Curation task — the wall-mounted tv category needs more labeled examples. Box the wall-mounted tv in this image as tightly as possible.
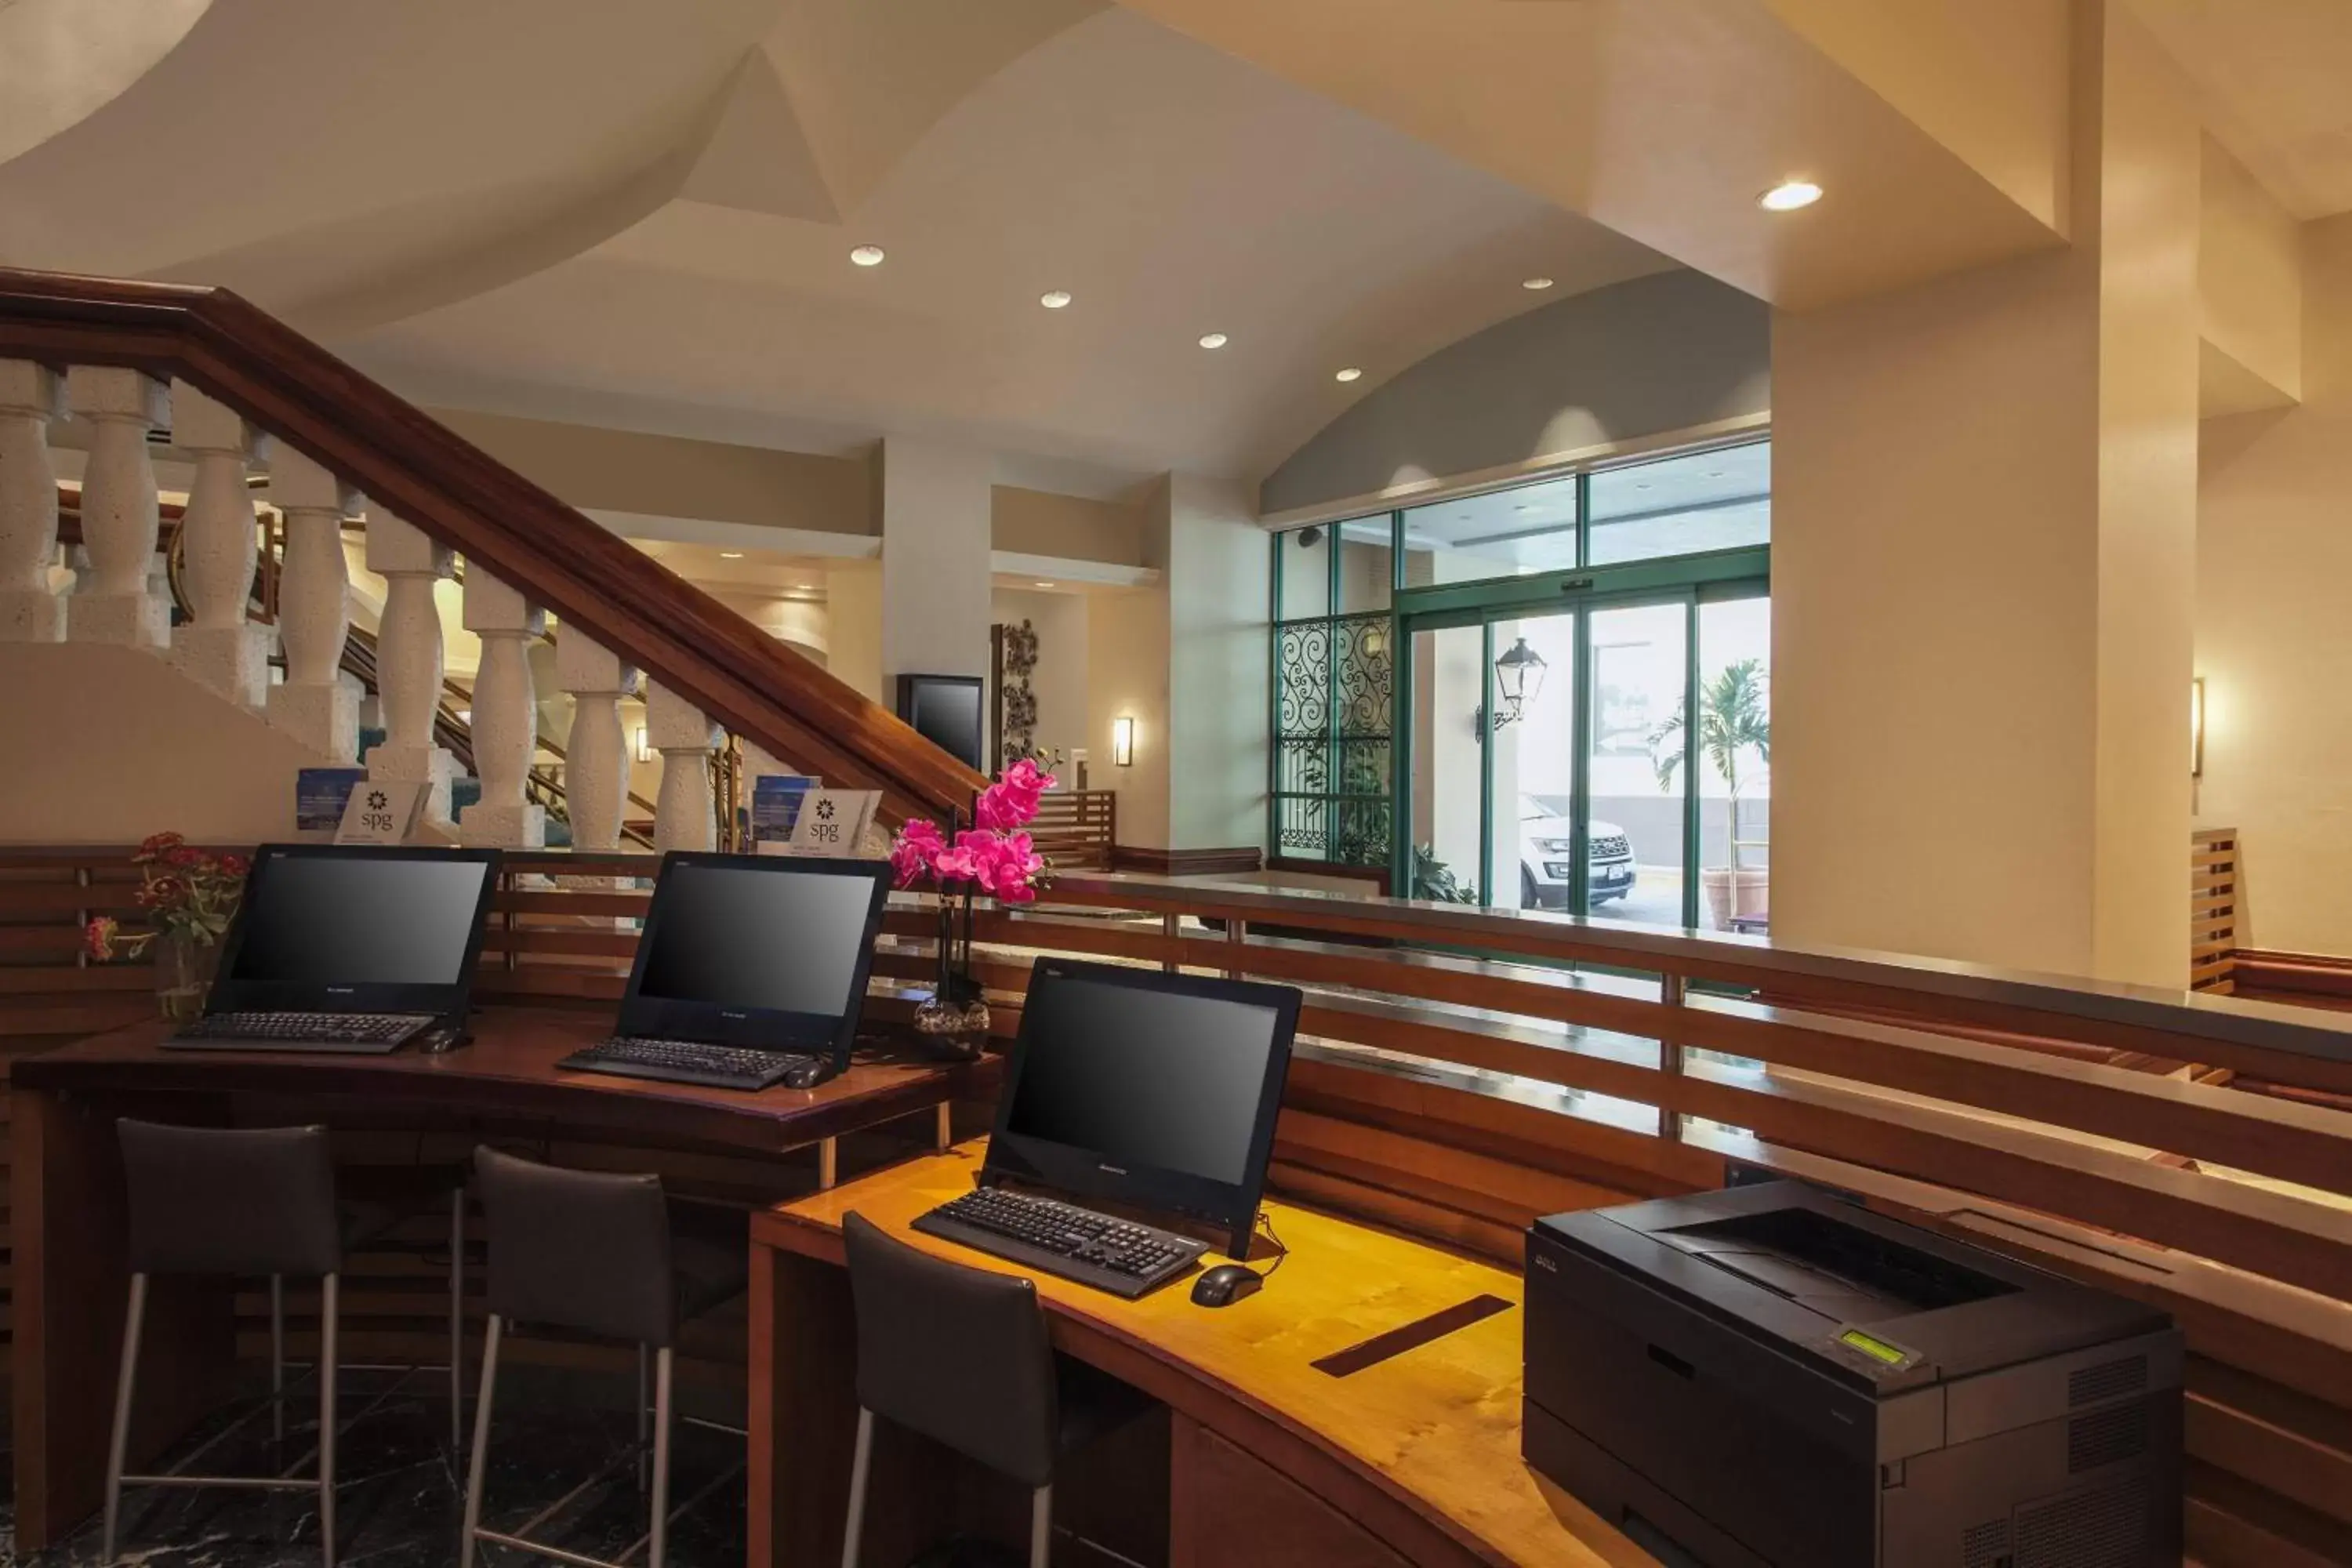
[895,673,985,772]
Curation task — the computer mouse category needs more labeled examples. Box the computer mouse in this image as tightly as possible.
[412,1025,470,1054]
[1190,1263,1263,1308]
[781,1058,836,1091]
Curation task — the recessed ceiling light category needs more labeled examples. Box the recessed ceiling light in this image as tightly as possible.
[1035,581,1054,589]
[1334,366,1363,383]
[850,245,886,267]
[1707,470,1726,479]
[1040,290,1072,310]
[719,550,744,559]
[1759,180,1823,212]
[1513,503,1534,513]
[1198,332,1229,349]
[1635,483,1653,492]
[1522,277,1555,291]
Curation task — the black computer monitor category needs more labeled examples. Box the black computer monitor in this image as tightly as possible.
[211,844,502,1019]
[617,851,892,1069]
[982,958,1301,1258]
[895,673,985,771]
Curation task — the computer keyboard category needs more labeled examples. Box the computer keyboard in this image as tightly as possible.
[167,1011,434,1054]
[557,1036,820,1091]
[913,1186,1210,1298]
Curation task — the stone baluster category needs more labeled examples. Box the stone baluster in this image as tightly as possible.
[263,448,361,758]
[648,681,720,854]
[363,508,458,826]
[64,366,169,648]
[460,565,547,848]
[0,360,65,641]
[167,380,274,705]
[557,630,641,853]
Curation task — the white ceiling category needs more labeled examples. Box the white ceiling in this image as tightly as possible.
[2130,0,2352,219]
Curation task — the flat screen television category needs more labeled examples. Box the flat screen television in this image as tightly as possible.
[895,673,985,771]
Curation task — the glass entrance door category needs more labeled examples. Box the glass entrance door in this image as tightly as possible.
[1398,586,1768,931]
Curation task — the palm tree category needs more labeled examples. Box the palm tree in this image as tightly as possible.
[1650,659,1770,878]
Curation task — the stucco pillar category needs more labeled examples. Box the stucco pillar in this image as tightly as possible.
[264,448,361,759]
[64,366,169,648]
[648,681,722,854]
[364,509,459,826]
[557,630,641,852]
[459,566,548,848]
[168,380,275,706]
[0,360,66,642]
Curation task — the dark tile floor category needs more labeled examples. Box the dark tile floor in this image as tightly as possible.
[0,1366,745,1567]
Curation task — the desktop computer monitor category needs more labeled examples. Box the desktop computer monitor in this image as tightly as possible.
[982,958,1301,1258]
[211,844,502,1019]
[617,851,893,1069]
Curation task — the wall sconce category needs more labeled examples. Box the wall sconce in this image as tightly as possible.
[634,724,653,764]
[2190,677,2205,779]
[1112,717,1136,768]
[1475,636,1548,732]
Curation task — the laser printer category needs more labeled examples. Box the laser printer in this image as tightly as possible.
[1523,1182,2180,1567]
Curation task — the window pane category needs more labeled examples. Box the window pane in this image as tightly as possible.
[1490,614,1574,913]
[1696,595,1771,932]
[1588,602,1687,927]
[1330,615,1393,866]
[1406,625,1487,903]
[1277,525,1331,618]
[1588,441,1769,566]
[1337,518,1393,613]
[1400,472,1577,586]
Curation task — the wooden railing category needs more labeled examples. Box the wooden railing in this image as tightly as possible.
[1025,789,1116,872]
[0,266,985,827]
[2194,826,2242,994]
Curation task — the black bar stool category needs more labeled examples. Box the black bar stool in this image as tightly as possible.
[460,1146,750,1568]
[839,1211,1150,1568]
[104,1120,459,1568]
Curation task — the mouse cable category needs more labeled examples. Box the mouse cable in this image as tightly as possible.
[1254,1209,1289,1279]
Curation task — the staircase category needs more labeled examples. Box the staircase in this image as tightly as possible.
[0,266,985,847]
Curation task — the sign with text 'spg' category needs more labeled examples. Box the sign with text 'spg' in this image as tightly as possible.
[780,789,881,858]
[336,780,426,844]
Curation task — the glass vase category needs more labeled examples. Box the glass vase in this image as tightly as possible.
[154,931,214,1021]
[912,898,990,1059]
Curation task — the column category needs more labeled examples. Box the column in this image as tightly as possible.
[557,630,641,853]
[167,380,274,706]
[1768,4,2199,985]
[263,448,361,758]
[878,436,992,694]
[64,366,169,648]
[648,681,720,854]
[0,360,65,641]
[363,509,459,826]
[459,565,547,848]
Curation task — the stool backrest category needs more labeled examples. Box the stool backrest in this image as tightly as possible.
[843,1211,1060,1488]
[475,1146,677,1345]
[118,1120,342,1277]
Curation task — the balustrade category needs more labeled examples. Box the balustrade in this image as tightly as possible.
[0,359,64,641]
[648,681,720,853]
[167,379,274,706]
[557,630,641,853]
[263,447,359,758]
[63,366,168,648]
[460,566,547,848]
[361,508,458,825]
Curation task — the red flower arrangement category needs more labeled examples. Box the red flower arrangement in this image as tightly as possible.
[84,832,249,961]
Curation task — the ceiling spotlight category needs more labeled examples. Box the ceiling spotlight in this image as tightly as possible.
[1334,366,1363,383]
[850,245,886,267]
[719,550,744,559]
[1522,277,1555,291]
[1035,581,1055,589]
[1759,180,1823,212]
[1040,290,1073,310]
[1198,332,1229,349]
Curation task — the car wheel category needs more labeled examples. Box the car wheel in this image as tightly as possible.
[1521,867,1539,909]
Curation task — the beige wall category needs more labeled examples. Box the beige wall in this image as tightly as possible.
[990,587,1089,769]
[427,408,874,535]
[1161,474,1269,851]
[0,644,343,842]
[2199,136,2304,412]
[826,568,884,705]
[991,485,1145,566]
[2197,212,2352,956]
[1087,585,1171,848]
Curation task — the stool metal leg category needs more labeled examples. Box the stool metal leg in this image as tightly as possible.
[319,1272,339,1568]
[449,1187,466,1455]
[839,1407,873,1568]
[1028,1484,1052,1568]
[459,1314,503,1568]
[101,1272,150,1566]
[637,1344,652,1494]
[650,1346,674,1568]
[271,1273,286,1443]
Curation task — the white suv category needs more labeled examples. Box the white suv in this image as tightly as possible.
[1519,797,1636,910]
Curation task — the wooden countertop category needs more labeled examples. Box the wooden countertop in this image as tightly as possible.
[12,1007,997,1154]
[756,1142,1658,1568]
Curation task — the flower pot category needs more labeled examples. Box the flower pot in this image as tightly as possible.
[1699,869,1770,931]
[155,931,217,1020]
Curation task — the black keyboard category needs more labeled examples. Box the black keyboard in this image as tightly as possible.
[166,1011,434,1054]
[913,1186,1209,1298]
[557,1036,819,1091]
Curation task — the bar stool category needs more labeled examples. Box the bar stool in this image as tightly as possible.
[103,1119,459,1568]
[460,1146,750,1568]
[839,1212,1151,1568]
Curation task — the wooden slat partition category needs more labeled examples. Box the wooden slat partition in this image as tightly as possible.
[1025,789,1116,873]
[12,844,2352,1561]
[2194,827,2243,994]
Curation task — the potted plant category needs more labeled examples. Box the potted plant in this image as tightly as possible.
[888,759,1054,1054]
[84,833,250,1018]
[1650,659,1770,931]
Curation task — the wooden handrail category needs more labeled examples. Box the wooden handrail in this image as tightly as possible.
[2,266,985,826]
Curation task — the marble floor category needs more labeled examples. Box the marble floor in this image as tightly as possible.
[0,1365,746,1567]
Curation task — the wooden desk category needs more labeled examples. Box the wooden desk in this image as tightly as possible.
[8,1006,996,1552]
[750,1144,1660,1568]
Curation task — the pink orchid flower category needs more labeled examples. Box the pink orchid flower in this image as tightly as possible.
[888,818,946,888]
